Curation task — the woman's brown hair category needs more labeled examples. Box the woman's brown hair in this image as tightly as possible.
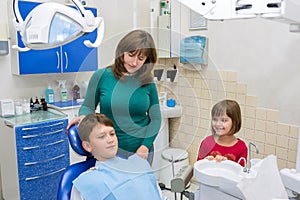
[111,29,157,86]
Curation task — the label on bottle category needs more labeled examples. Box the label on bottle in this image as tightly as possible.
[48,93,54,103]
[62,91,67,102]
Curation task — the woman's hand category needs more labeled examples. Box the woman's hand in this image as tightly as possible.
[66,115,86,133]
[136,145,149,160]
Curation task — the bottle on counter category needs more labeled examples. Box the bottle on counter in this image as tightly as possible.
[72,81,80,101]
[40,98,48,111]
[30,97,34,110]
[22,99,30,114]
[57,80,68,102]
[45,85,55,103]
[34,97,42,110]
[15,100,23,116]
[34,96,39,104]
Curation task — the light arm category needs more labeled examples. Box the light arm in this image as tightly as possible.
[84,17,104,48]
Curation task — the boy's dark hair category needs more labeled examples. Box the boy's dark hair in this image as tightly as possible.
[211,99,242,135]
[78,113,114,142]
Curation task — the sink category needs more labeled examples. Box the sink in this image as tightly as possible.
[280,168,300,195]
[194,159,245,199]
[194,155,289,200]
[160,105,182,118]
[194,159,243,186]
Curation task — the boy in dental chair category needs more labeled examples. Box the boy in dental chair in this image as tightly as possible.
[71,113,164,200]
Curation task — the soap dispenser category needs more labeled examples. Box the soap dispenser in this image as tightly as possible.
[45,85,55,103]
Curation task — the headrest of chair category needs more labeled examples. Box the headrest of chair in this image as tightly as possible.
[68,124,91,156]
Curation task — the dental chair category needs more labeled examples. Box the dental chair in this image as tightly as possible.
[57,124,156,200]
[57,124,96,200]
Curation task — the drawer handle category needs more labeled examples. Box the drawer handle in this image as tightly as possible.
[23,139,65,150]
[22,121,64,131]
[22,129,64,139]
[25,167,66,181]
[24,154,65,166]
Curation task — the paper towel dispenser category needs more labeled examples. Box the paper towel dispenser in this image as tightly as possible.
[180,36,208,65]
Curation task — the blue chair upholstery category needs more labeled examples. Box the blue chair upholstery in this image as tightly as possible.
[67,124,91,157]
[57,124,96,200]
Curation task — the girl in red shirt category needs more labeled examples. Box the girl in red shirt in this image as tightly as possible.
[197,100,248,166]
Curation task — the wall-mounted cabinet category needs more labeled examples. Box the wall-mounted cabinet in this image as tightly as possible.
[10,1,98,75]
[158,15,171,57]
[156,0,181,58]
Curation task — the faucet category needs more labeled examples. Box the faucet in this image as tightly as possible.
[248,142,259,172]
[159,92,167,107]
[237,157,248,172]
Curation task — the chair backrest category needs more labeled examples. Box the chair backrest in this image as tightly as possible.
[67,124,91,157]
[57,124,96,200]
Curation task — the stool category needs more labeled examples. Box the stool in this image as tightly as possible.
[159,148,189,188]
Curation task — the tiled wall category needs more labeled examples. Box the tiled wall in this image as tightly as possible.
[156,58,299,170]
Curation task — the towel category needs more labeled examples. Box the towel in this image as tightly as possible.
[237,155,288,200]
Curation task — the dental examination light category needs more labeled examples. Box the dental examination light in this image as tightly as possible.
[12,0,104,52]
[177,0,300,32]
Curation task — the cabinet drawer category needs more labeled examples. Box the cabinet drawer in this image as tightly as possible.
[15,119,67,147]
[19,165,65,200]
[18,152,68,181]
[17,128,65,148]
[17,138,68,165]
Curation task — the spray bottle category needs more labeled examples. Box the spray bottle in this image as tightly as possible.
[57,80,68,102]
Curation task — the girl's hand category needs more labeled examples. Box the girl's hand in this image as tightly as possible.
[204,156,215,161]
[66,115,86,133]
[214,155,228,162]
[136,145,149,160]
